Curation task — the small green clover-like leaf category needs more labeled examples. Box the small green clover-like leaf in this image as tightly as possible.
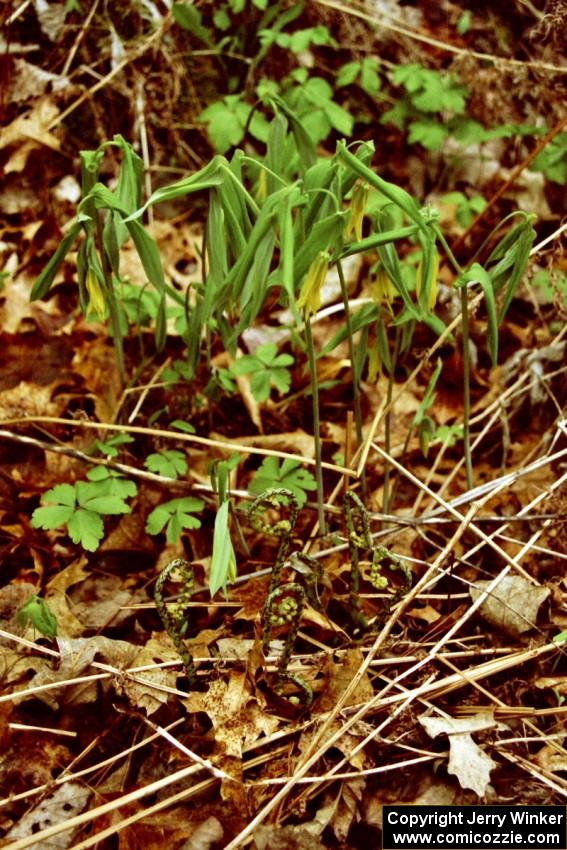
[145,450,188,479]
[199,96,252,153]
[16,595,58,639]
[230,343,294,403]
[336,61,359,88]
[530,134,567,184]
[360,57,381,97]
[31,476,134,552]
[67,509,104,551]
[31,483,76,531]
[163,360,193,385]
[75,481,131,515]
[31,504,75,530]
[86,467,138,499]
[408,120,447,150]
[42,483,76,508]
[145,497,204,543]
[249,457,316,507]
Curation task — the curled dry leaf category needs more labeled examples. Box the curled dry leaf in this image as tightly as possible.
[470,576,550,637]
[419,713,502,797]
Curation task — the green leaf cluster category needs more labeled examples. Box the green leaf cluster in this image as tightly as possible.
[145,497,204,543]
[144,450,188,479]
[530,133,567,184]
[392,64,468,113]
[250,457,316,507]
[230,343,294,402]
[337,58,381,97]
[31,470,136,552]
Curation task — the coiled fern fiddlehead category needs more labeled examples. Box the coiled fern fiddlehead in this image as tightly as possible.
[154,558,197,686]
[248,489,316,704]
[343,490,412,630]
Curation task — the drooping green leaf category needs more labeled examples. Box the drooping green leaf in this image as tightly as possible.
[209,500,237,597]
[460,262,498,365]
[16,595,58,639]
[30,222,82,300]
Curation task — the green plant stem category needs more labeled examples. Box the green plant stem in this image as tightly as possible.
[382,327,401,516]
[336,259,366,499]
[96,214,125,382]
[460,286,474,490]
[434,226,463,276]
[303,315,326,536]
[435,224,473,487]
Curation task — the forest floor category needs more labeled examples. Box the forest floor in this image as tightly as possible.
[0,1,566,848]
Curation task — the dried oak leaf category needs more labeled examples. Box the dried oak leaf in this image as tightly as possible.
[470,576,550,637]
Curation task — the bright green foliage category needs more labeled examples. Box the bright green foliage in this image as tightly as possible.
[92,433,134,458]
[530,133,567,184]
[531,269,567,308]
[145,450,188,479]
[29,134,171,378]
[259,24,335,52]
[250,457,316,507]
[145,496,204,543]
[16,595,58,640]
[434,424,463,447]
[392,64,467,113]
[210,500,237,597]
[115,281,162,328]
[382,64,468,151]
[456,10,472,34]
[199,96,270,153]
[282,70,354,142]
[337,58,381,97]
[407,120,447,150]
[411,358,443,457]
[209,454,240,597]
[441,192,487,228]
[205,367,237,397]
[170,419,197,435]
[172,3,213,46]
[31,477,134,552]
[163,360,193,385]
[230,343,294,402]
[85,465,138,496]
